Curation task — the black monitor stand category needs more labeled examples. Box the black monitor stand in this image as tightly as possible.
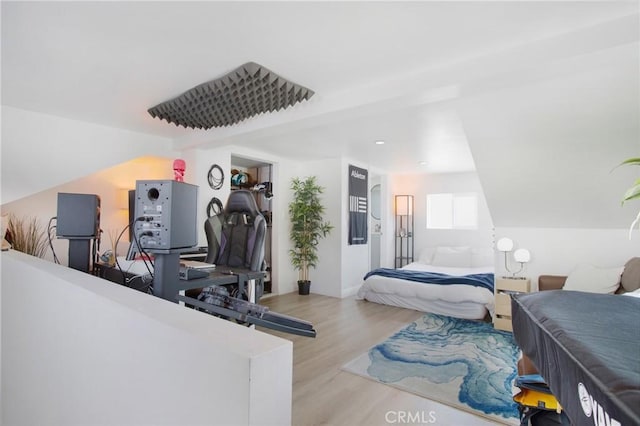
[151,251,182,301]
[67,238,93,273]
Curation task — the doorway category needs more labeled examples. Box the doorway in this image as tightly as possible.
[370,181,382,270]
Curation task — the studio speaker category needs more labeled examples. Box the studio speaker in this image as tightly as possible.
[56,193,101,239]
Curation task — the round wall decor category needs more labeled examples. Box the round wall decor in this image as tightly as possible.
[207,197,224,217]
[207,164,224,190]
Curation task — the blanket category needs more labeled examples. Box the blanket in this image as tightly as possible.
[363,268,494,292]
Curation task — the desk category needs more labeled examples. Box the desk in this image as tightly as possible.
[93,262,152,293]
[94,260,265,303]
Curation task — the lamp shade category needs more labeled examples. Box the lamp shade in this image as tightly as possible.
[395,195,413,216]
[514,248,531,263]
[496,237,514,252]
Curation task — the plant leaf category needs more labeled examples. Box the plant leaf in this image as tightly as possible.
[619,157,640,167]
[623,183,640,203]
[629,210,640,240]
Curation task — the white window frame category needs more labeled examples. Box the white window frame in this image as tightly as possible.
[426,192,478,230]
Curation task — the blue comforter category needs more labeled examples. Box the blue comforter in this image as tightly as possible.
[363,268,495,292]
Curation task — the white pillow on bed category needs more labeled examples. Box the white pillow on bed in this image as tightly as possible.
[563,264,624,294]
[471,247,494,267]
[418,247,436,264]
[431,246,472,268]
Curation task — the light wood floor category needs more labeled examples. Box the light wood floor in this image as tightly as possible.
[260,293,500,426]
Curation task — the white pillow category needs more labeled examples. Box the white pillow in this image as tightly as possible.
[431,246,472,268]
[563,264,624,294]
[418,247,436,264]
[471,247,494,268]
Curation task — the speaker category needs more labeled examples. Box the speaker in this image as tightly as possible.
[56,193,101,238]
[128,189,136,241]
[132,180,198,251]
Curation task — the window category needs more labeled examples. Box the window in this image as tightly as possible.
[427,193,478,229]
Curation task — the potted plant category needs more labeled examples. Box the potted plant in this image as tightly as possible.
[620,157,640,237]
[5,214,48,258]
[288,176,333,295]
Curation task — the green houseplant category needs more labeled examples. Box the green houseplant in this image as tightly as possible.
[620,157,640,237]
[289,176,333,295]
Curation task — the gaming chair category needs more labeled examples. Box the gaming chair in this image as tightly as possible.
[204,190,266,299]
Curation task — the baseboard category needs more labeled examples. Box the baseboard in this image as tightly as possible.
[341,285,361,299]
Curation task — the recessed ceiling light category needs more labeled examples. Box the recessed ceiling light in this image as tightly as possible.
[375,140,385,145]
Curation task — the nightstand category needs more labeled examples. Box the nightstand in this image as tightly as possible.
[494,277,531,332]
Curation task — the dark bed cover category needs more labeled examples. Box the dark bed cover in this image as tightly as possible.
[511,291,640,426]
[362,268,495,292]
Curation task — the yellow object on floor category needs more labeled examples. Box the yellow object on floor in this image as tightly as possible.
[514,388,562,413]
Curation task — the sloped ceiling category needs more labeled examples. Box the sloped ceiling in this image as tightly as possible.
[458,34,639,228]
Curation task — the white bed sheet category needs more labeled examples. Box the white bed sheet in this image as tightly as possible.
[355,262,495,320]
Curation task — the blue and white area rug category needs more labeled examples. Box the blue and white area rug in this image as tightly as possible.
[342,313,520,425]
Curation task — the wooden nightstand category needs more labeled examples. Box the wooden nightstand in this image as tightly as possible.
[494,277,531,332]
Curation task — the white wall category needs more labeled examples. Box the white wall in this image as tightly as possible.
[273,156,372,298]
[1,106,177,204]
[388,172,495,260]
[495,227,640,289]
[341,159,372,297]
[283,159,343,297]
[182,146,232,248]
[1,157,174,266]
[182,145,298,295]
[270,157,377,299]
[1,250,292,426]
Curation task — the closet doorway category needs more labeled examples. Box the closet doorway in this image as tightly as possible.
[370,182,382,270]
[230,155,274,294]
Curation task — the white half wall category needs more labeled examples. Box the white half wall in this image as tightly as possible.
[1,106,176,204]
[1,250,292,426]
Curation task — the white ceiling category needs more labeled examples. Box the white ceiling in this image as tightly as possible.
[2,1,638,175]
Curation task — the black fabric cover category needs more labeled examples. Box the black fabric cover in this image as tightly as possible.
[511,291,640,426]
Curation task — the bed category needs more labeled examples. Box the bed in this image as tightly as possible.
[511,290,640,425]
[356,246,495,320]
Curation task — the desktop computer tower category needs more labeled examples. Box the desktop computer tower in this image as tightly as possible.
[132,180,198,252]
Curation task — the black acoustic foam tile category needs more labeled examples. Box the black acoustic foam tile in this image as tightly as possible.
[148,62,314,129]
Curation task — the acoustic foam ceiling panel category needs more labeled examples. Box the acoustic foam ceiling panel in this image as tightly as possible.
[148,62,314,129]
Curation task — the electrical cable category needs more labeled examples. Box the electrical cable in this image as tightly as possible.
[114,222,134,286]
[92,229,102,274]
[112,217,153,284]
[125,273,153,293]
[47,217,60,264]
[133,229,155,279]
[207,197,224,217]
[207,164,224,190]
